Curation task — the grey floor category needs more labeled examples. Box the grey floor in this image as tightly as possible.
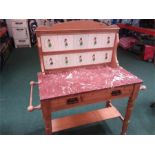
[0,47,155,135]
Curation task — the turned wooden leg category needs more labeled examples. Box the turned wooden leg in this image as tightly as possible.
[121,84,140,135]
[41,102,52,135]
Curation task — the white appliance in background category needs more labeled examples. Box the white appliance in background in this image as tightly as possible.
[11,19,31,48]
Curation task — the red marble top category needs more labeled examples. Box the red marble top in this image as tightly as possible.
[38,65,142,100]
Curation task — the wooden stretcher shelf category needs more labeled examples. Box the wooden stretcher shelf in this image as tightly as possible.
[52,106,123,133]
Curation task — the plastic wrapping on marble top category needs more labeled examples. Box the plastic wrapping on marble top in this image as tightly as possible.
[38,65,143,100]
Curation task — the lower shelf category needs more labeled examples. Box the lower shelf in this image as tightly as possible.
[52,106,123,133]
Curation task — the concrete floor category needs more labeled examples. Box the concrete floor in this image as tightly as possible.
[0,47,155,135]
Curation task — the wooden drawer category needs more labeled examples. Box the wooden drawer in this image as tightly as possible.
[82,89,110,104]
[12,28,28,39]
[73,34,89,49]
[100,33,115,48]
[82,85,133,103]
[12,20,27,28]
[58,35,74,51]
[50,95,82,111]
[110,85,133,99]
[88,33,102,49]
[43,54,63,70]
[41,35,58,52]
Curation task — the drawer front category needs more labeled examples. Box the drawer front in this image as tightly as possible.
[43,50,112,70]
[73,34,89,49]
[82,85,134,104]
[82,90,110,104]
[12,20,27,28]
[41,35,58,52]
[58,35,74,51]
[100,33,115,48]
[88,34,103,49]
[12,28,28,39]
[15,39,30,45]
[110,85,133,99]
[43,54,63,69]
[51,95,82,111]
